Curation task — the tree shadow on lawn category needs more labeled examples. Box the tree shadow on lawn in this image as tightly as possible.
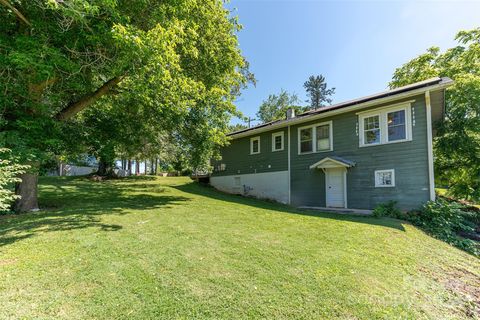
[174,182,406,232]
[0,177,190,247]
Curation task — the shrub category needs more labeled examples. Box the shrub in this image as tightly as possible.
[372,200,402,218]
[413,199,478,256]
[372,198,479,256]
[0,149,29,212]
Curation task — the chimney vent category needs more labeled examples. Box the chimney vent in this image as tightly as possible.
[286,108,295,120]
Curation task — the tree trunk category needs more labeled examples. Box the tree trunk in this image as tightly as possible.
[14,173,39,213]
[150,158,155,175]
[155,158,158,175]
[128,160,132,175]
[97,158,115,176]
[135,160,140,175]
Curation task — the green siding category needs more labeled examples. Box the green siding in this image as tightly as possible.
[213,93,433,210]
[290,95,429,210]
[212,128,288,177]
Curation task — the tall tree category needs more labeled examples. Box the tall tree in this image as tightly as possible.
[256,90,303,123]
[390,28,480,201]
[303,75,335,110]
[0,0,252,212]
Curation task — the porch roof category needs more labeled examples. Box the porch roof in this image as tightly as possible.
[309,156,356,169]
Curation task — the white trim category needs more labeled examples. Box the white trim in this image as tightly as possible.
[425,91,435,201]
[325,168,347,208]
[229,81,453,140]
[309,157,353,169]
[298,120,333,155]
[344,169,348,209]
[250,136,260,155]
[374,169,395,188]
[287,126,291,204]
[355,100,415,115]
[271,131,284,152]
[358,103,412,147]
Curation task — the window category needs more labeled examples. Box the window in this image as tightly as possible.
[358,102,412,147]
[272,132,284,151]
[387,110,406,141]
[375,169,395,187]
[298,121,333,154]
[316,124,331,151]
[300,127,313,153]
[250,136,260,154]
[363,115,380,145]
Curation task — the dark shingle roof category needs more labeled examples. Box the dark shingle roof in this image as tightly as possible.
[229,77,453,137]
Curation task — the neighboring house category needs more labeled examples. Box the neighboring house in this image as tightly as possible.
[211,77,453,210]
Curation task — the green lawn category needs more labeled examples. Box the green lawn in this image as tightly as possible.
[1,177,479,319]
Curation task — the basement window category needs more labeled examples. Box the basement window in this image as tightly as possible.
[375,169,395,187]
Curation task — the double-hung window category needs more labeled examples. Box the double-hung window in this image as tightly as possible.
[358,102,412,147]
[250,136,260,154]
[298,121,333,154]
[272,132,284,151]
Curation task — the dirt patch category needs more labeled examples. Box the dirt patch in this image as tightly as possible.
[0,258,18,266]
[426,266,480,318]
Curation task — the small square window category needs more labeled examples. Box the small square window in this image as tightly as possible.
[375,169,395,187]
[250,137,260,154]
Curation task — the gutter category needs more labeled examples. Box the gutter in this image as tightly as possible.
[229,78,453,140]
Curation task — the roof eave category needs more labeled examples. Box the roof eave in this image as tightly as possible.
[228,78,453,140]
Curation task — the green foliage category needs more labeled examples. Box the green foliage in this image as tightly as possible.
[390,28,480,201]
[256,89,304,123]
[372,201,402,218]
[373,198,478,256]
[0,149,29,211]
[1,0,252,177]
[228,123,248,133]
[412,200,478,256]
[303,74,335,110]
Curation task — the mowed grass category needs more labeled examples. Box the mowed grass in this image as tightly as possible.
[0,177,479,319]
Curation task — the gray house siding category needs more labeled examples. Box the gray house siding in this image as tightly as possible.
[212,92,437,210]
[213,128,288,177]
[290,95,429,210]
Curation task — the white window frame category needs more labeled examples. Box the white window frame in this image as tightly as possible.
[272,131,284,152]
[374,169,395,188]
[250,136,260,155]
[297,120,333,155]
[358,101,413,147]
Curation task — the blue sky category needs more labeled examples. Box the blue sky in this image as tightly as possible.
[227,0,480,126]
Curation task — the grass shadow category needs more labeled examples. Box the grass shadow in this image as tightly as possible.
[0,176,190,247]
[174,181,406,232]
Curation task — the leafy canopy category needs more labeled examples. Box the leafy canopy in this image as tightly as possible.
[390,28,480,201]
[0,0,251,171]
[256,90,303,123]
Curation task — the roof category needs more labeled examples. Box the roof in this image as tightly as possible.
[309,156,356,169]
[229,77,453,139]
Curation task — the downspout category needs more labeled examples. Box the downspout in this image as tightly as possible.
[288,125,291,204]
[425,90,435,201]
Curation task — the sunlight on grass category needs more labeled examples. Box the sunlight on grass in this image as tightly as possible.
[0,177,478,319]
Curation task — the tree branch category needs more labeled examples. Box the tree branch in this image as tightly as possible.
[56,76,123,121]
[0,0,31,26]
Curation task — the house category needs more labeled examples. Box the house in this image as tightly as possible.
[210,77,454,211]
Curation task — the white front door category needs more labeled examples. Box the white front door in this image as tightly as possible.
[326,168,345,208]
